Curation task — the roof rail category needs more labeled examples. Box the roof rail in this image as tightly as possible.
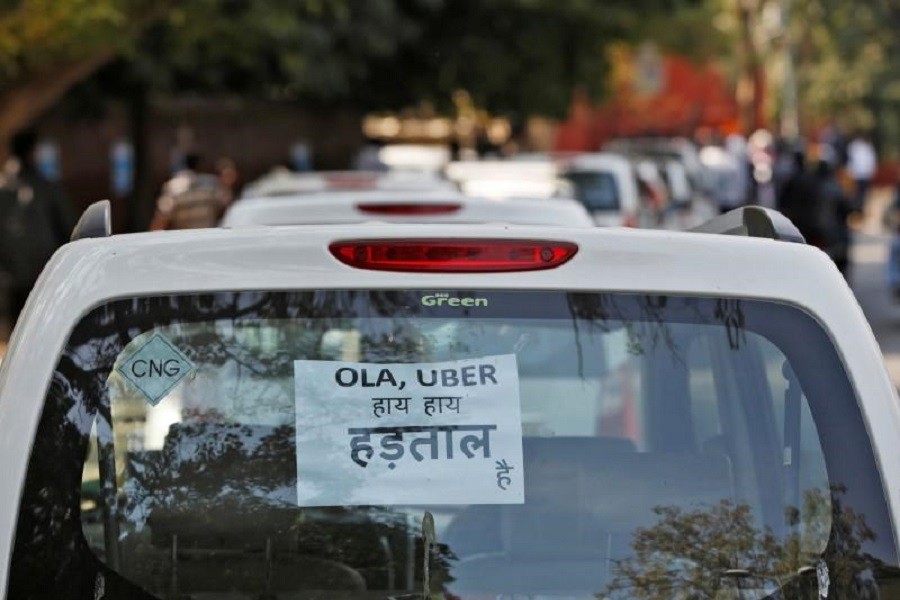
[689,206,805,244]
[71,200,112,241]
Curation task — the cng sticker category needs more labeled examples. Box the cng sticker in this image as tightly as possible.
[117,333,195,406]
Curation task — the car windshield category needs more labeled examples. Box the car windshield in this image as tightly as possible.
[10,290,898,599]
[563,171,621,211]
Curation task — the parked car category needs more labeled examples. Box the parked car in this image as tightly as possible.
[221,191,594,228]
[2,202,899,599]
[632,158,670,224]
[377,144,451,175]
[444,160,569,199]
[557,153,644,227]
[604,136,704,189]
[649,156,718,230]
[242,170,458,199]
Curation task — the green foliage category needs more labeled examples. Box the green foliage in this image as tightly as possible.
[0,0,715,123]
[621,0,731,63]
[131,0,696,117]
[793,0,900,128]
[0,0,164,84]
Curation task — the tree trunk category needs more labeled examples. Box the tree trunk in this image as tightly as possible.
[735,0,762,134]
[128,77,153,233]
[0,1,174,155]
[0,50,118,152]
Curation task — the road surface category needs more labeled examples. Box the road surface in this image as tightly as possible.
[852,190,900,387]
[853,231,900,386]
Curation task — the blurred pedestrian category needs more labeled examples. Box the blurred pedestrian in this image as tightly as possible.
[747,129,776,208]
[777,150,819,241]
[697,144,742,214]
[725,134,752,206]
[150,153,228,230]
[847,131,877,214]
[813,157,853,278]
[475,127,494,158]
[886,173,900,300]
[291,141,313,172]
[772,137,797,201]
[0,129,74,326]
[215,157,241,206]
[354,137,387,171]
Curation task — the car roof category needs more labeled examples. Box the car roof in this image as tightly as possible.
[444,161,568,200]
[221,193,594,228]
[11,225,846,328]
[561,152,633,173]
[377,144,451,172]
[242,170,458,198]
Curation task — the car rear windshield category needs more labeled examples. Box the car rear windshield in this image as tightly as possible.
[10,290,899,599]
[563,171,620,211]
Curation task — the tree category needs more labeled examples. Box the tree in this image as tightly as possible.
[604,487,884,599]
[12,0,708,142]
[0,0,172,145]
[791,0,900,133]
[123,0,696,118]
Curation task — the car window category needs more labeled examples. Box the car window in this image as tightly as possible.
[563,171,620,210]
[10,291,898,599]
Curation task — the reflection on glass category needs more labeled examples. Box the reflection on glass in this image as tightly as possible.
[10,291,899,599]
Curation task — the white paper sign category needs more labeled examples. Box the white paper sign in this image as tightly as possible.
[294,354,524,506]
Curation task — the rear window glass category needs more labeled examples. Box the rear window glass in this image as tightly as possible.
[564,171,620,210]
[11,291,899,599]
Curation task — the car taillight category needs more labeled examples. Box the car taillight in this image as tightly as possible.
[356,203,462,216]
[329,239,578,272]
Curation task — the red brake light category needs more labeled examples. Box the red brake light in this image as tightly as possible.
[329,239,578,272]
[356,203,462,216]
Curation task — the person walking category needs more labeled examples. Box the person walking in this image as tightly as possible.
[812,158,853,278]
[847,132,877,214]
[150,153,229,230]
[0,129,74,327]
[777,150,820,242]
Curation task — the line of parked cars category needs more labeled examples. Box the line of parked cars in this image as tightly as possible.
[226,141,718,232]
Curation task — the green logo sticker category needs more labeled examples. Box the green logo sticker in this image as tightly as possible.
[421,292,488,308]
[117,333,195,406]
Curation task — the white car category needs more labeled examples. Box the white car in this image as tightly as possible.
[222,191,594,228]
[444,160,569,199]
[2,202,899,599]
[376,144,451,174]
[242,170,458,199]
[558,153,645,227]
[604,137,704,187]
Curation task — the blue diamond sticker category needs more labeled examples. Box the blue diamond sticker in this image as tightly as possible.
[117,333,195,406]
